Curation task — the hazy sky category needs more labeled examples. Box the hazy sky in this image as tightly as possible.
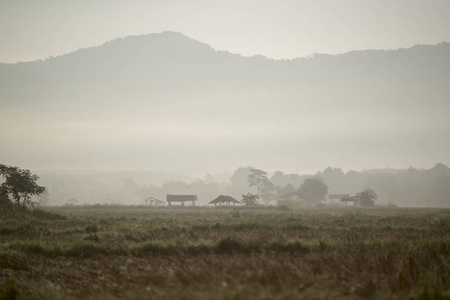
[1,0,450,63]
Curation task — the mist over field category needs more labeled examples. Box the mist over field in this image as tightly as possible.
[28,163,448,208]
[1,2,450,299]
[1,31,450,208]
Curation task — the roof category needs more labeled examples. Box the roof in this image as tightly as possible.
[166,195,198,202]
[209,195,240,204]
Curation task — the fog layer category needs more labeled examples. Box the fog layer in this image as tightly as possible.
[1,32,449,173]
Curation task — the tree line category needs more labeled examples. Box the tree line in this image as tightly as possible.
[2,163,449,207]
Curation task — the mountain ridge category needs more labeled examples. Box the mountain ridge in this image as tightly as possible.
[1,31,449,113]
[1,31,448,65]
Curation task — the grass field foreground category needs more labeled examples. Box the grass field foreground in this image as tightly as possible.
[1,206,449,299]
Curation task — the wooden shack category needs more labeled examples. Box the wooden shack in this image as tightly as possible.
[209,195,240,206]
[166,195,197,206]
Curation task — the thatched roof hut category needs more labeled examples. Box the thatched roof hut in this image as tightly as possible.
[209,195,240,206]
[166,195,197,206]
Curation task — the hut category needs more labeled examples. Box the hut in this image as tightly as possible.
[166,195,197,206]
[209,195,241,206]
[144,197,165,206]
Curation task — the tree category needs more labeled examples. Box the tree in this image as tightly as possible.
[298,177,328,202]
[357,188,377,206]
[248,168,275,203]
[241,193,259,205]
[0,164,46,210]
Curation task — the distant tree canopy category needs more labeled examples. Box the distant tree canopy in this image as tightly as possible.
[0,164,46,210]
[298,177,328,202]
[17,163,448,207]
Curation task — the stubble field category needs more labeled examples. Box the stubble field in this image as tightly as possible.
[1,205,449,299]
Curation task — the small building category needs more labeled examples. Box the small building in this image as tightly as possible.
[208,195,240,206]
[166,195,197,206]
[144,197,165,206]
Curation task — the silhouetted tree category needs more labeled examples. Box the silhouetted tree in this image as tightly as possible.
[298,177,328,202]
[248,168,275,203]
[0,164,46,210]
[357,188,377,206]
[241,193,259,205]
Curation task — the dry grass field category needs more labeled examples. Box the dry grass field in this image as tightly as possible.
[1,205,449,299]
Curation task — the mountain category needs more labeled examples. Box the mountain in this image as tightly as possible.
[1,31,449,104]
[1,32,449,172]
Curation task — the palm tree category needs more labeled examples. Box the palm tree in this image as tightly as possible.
[241,193,259,205]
